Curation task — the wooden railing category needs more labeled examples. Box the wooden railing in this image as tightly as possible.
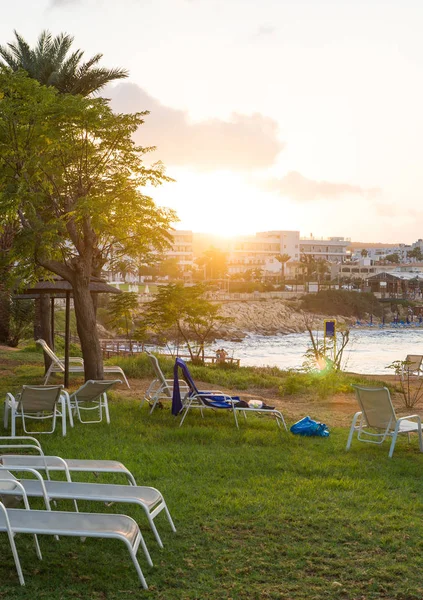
[99,339,240,366]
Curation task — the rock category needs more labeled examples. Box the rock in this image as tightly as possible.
[215,299,354,340]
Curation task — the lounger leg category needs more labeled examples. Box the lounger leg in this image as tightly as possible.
[418,422,423,452]
[7,527,26,585]
[3,400,9,429]
[233,408,239,429]
[147,514,164,548]
[33,534,43,560]
[389,424,400,458]
[60,401,66,437]
[163,501,177,533]
[277,412,288,431]
[63,392,74,428]
[119,369,130,389]
[11,405,16,438]
[149,399,159,415]
[179,399,193,427]
[346,412,361,450]
[128,546,149,589]
[103,393,110,425]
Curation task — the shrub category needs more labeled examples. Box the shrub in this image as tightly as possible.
[301,289,382,319]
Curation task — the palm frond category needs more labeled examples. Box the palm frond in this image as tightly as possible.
[0,29,128,96]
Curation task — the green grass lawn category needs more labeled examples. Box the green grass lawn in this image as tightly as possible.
[1,352,423,598]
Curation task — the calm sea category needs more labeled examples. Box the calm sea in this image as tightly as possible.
[212,328,423,375]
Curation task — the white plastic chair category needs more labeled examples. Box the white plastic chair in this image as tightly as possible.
[3,385,70,437]
[141,351,189,414]
[36,339,130,388]
[346,385,423,457]
[69,379,121,424]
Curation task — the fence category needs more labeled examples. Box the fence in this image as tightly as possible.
[99,339,240,366]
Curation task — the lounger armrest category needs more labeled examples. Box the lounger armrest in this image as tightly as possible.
[397,414,422,423]
[0,435,43,452]
[0,478,32,509]
[68,357,84,364]
[195,392,235,406]
[165,379,189,390]
[0,467,51,510]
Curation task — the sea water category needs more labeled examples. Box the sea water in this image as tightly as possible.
[212,328,423,375]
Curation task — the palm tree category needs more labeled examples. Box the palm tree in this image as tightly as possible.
[275,253,291,287]
[0,30,128,96]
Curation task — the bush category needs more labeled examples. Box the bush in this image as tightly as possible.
[301,289,382,319]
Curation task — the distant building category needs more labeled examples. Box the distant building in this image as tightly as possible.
[166,230,194,276]
[299,236,350,262]
[227,230,300,276]
[350,239,423,263]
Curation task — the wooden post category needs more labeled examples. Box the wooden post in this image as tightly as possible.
[64,291,70,388]
[50,296,55,351]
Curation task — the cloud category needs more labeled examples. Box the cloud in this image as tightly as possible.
[262,171,381,202]
[107,82,283,171]
[255,25,276,37]
[374,203,398,217]
[49,0,79,6]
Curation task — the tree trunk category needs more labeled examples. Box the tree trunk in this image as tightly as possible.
[72,279,103,380]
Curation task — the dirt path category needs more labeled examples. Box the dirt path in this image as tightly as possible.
[116,373,423,428]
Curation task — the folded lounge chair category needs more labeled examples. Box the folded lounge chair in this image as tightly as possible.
[3,385,71,437]
[402,354,423,377]
[0,480,150,589]
[36,339,130,388]
[142,351,189,414]
[172,358,287,430]
[0,465,176,549]
[0,436,137,485]
[346,385,423,458]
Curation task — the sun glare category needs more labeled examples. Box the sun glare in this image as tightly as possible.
[155,169,288,237]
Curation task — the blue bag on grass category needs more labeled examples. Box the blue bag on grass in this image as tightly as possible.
[290,416,329,437]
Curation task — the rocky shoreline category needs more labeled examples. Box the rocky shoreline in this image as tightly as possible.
[215,299,355,341]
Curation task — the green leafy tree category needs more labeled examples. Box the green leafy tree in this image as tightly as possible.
[196,247,228,280]
[157,258,182,280]
[107,292,139,340]
[385,253,400,264]
[7,298,34,347]
[0,30,128,348]
[0,70,175,379]
[0,30,127,96]
[143,283,231,362]
[407,247,423,262]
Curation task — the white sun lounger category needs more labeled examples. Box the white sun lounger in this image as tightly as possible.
[0,436,137,485]
[142,351,189,414]
[0,498,149,588]
[0,466,176,549]
[36,339,130,388]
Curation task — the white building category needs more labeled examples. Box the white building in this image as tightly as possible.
[299,236,350,262]
[227,230,300,276]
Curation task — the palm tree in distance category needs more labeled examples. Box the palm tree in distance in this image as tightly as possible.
[275,253,291,287]
[0,30,128,96]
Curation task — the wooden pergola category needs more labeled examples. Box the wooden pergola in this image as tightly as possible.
[16,277,121,387]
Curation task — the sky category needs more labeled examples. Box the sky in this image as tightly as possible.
[2,0,423,242]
